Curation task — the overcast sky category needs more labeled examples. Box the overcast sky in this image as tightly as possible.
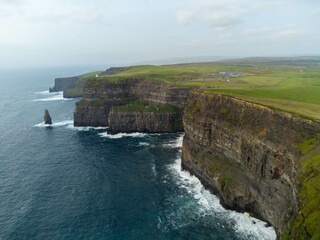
[0,0,320,68]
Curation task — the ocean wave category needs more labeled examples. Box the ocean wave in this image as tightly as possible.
[139,142,150,146]
[162,134,184,149]
[167,135,276,240]
[33,91,72,102]
[99,132,147,139]
[34,120,108,132]
[67,125,108,132]
[34,120,74,128]
[92,127,108,130]
[35,90,50,94]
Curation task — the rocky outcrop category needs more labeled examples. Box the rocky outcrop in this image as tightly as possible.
[74,78,190,131]
[182,91,320,239]
[44,109,52,124]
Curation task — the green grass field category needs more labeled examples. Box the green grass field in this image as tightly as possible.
[91,57,320,120]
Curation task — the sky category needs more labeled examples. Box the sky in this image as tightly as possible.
[0,0,320,68]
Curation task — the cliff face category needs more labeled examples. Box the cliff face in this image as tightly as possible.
[182,92,320,238]
[74,78,142,127]
[74,100,111,127]
[50,77,80,92]
[108,109,183,134]
[51,67,129,98]
[74,78,189,132]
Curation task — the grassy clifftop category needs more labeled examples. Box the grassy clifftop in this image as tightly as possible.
[87,57,320,121]
[64,71,103,97]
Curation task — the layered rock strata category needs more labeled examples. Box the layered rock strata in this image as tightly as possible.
[108,109,183,134]
[74,78,189,131]
[182,91,320,239]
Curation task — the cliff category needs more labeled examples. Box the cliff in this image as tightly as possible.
[72,61,320,239]
[73,74,320,238]
[50,76,80,93]
[182,91,320,239]
[50,67,128,98]
[108,105,184,134]
[74,78,189,132]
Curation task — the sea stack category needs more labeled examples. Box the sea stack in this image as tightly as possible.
[44,109,52,125]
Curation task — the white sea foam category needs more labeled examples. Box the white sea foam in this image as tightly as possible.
[34,120,109,132]
[163,134,184,149]
[35,90,50,94]
[166,134,276,240]
[34,120,74,128]
[99,132,147,139]
[67,125,91,131]
[92,127,108,130]
[67,124,108,132]
[33,91,72,102]
[139,142,150,146]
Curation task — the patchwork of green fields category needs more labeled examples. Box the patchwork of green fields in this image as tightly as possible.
[94,57,320,120]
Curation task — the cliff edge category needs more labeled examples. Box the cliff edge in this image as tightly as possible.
[182,91,320,239]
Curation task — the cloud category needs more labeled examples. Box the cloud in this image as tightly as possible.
[310,8,320,15]
[176,1,244,31]
[202,13,240,31]
[0,0,24,4]
[176,10,195,25]
[28,8,104,24]
[174,0,293,31]
[0,0,105,24]
[0,8,12,17]
[270,29,306,40]
[243,28,273,36]
[175,0,320,31]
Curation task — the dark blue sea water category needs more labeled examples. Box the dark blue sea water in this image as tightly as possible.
[0,67,276,240]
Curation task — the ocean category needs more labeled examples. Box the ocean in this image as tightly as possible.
[0,67,276,240]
